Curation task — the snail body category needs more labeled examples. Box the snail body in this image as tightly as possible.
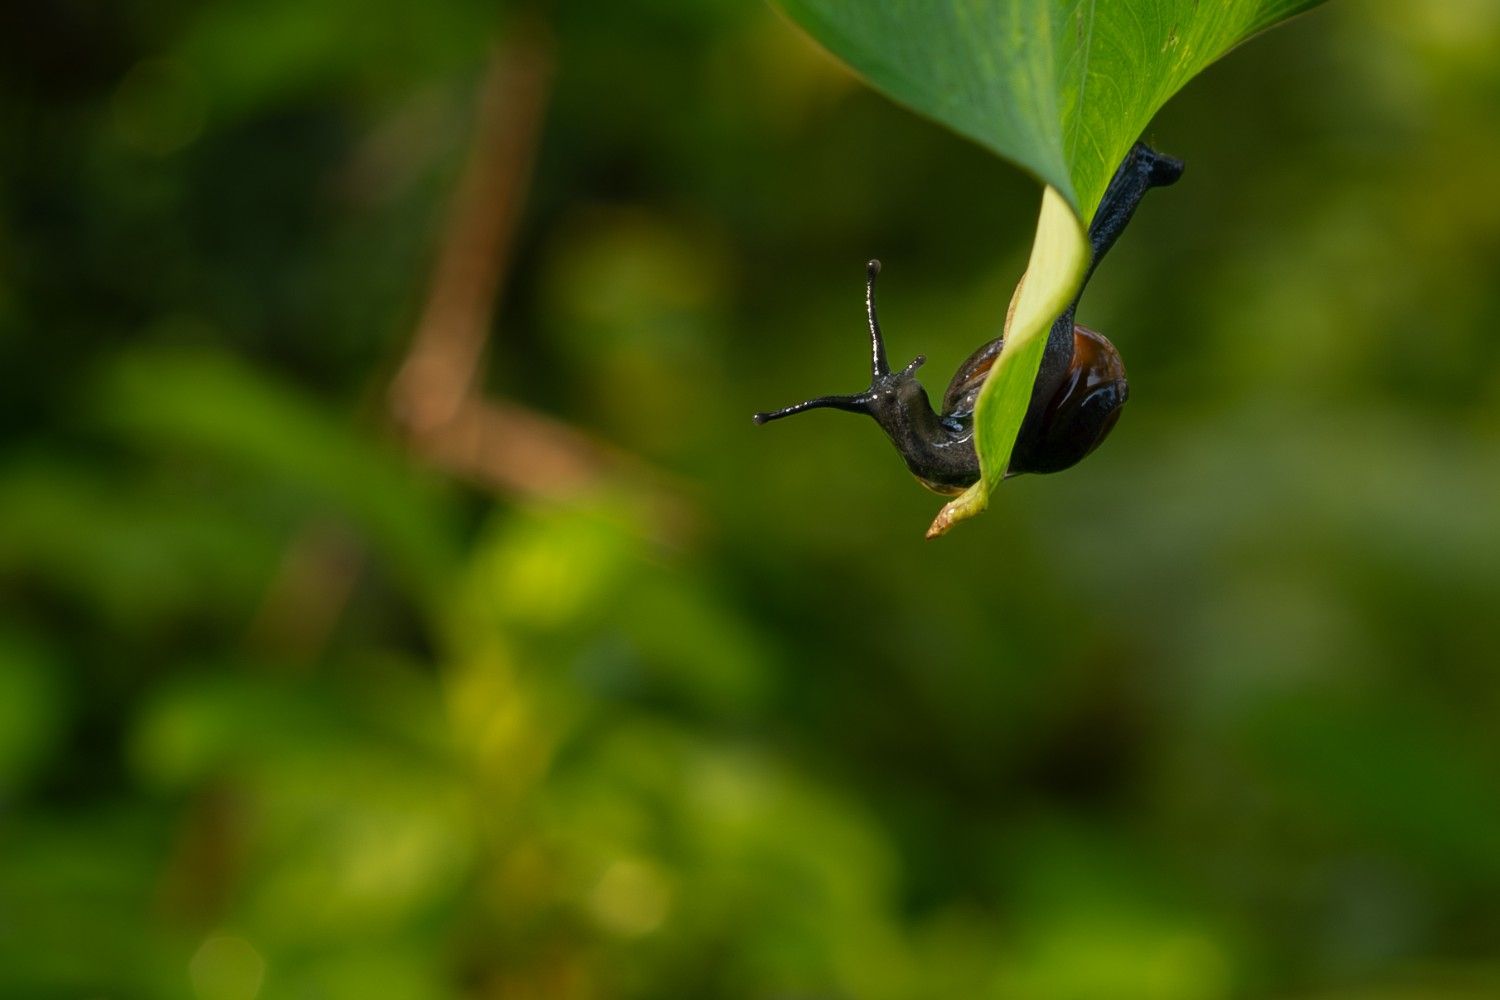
[754,142,1183,491]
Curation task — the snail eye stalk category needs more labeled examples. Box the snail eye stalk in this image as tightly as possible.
[752,392,871,424]
[865,258,889,378]
[751,259,907,425]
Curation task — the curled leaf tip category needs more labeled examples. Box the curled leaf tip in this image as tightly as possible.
[925,482,988,539]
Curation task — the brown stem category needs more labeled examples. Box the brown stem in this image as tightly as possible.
[390,23,554,434]
[390,19,697,545]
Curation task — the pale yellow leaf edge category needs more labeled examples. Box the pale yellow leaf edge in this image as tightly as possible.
[926,187,1089,538]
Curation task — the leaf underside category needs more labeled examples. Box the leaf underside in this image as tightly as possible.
[772,0,1326,534]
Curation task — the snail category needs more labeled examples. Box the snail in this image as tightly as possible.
[754,142,1184,493]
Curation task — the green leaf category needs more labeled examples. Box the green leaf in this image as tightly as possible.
[925,188,1085,538]
[771,0,1326,533]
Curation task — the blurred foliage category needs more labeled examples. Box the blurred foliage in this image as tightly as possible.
[3,1,1500,998]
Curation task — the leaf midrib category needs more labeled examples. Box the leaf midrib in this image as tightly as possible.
[1065,0,1097,188]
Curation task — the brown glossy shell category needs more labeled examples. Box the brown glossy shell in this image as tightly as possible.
[1010,324,1129,474]
[941,336,1005,418]
[942,326,1125,413]
[1066,325,1127,397]
[941,325,1129,475]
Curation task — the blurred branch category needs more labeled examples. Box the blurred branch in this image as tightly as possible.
[390,26,551,434]
[390,21,696,542]
[247,17,693,674]
[156,785,246,929]
[247,521,362,659]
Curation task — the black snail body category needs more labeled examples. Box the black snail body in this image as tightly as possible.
[754,142,1184,493]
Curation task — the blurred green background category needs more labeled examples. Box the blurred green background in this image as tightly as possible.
[4,1,1500,997]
